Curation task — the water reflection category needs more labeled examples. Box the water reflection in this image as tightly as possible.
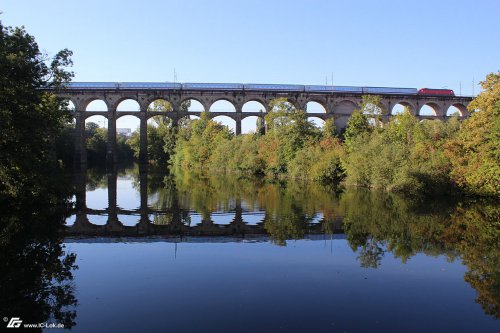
[0,174,77,328]
[68,165,345,242]
[66,165,500,320]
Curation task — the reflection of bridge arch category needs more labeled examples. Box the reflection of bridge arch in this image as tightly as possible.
[67,168,346,238]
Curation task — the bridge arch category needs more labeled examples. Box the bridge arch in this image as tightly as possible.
[209,99,237,113]
[391,101,417,115]
[305,101,327,114]
[212,115,236,133]
[285,98,302,110]
[334,100,357,115]
[116,99,141,112]
[116,113,140,120]
[419,102,441,117]
[269,99,297,112]
[116,115,139,155]
[446,103,469,117]
[147,99,173,112]
[241,115,265,134]
[181,98,206,112]
[61,99,76,112]
[242,100,267,113]
[83,115,108,165]
[242,113,265,120]
[308,116,326,128]
[144,96,172,109]
[85,99,108,112]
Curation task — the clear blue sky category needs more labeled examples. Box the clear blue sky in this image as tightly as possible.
[2,0,499,130]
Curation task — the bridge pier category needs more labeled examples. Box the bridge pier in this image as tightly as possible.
[74,112,87,168]
[106,170,122,230]
[138,164,152,233]
[236,118,242,135]
[139,112,148,163]
[106,113,117,167]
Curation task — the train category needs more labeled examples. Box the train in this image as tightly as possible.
[65,82,455,96]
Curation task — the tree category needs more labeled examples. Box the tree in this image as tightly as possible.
[260,98,320,176]
[127,100,180,165]
[256,113,266,135]
[322,118,338,138]
[0,22,77,326]
[0,21,73,199]
[446,72,500,197]
[173,111,233,169]
[358,95,387,117]
[343,111,370,152]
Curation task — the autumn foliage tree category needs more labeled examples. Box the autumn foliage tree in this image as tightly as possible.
[446,72,500,197]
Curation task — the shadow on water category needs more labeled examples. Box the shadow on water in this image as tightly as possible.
[0,172,78,328]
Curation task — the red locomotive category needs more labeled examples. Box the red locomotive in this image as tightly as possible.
[418,88,455,96]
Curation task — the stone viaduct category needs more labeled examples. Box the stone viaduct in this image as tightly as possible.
[54,83,473,165]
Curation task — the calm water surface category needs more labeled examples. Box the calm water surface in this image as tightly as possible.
[3,165,498,332]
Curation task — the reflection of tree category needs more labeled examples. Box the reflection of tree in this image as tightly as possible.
[448,203,500,318]
[90,165,500,318]
[357,238,385,268]
[341,189,456,263]
[0,174,78,328]
[341,188,500,318]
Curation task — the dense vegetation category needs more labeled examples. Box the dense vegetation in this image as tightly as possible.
[0,21,77,327]
[0,21,73,199]
[131,76,499,198]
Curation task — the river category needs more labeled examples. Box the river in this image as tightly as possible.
[2,165,499,332]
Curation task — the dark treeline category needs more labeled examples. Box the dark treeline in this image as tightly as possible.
[0,21,78,327]
[56,122,135,166]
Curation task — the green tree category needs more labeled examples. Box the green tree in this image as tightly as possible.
[256,112,266,135]
[260,98,320,176]
[0,21,77,326]
[343,111,370,152]
[85,123,107,164]
[173,111,233,169]
[358,95,387,117]
[446,72,500,197]
[0,21,73,199]
[322,118,338,138]
[127,100,179,165]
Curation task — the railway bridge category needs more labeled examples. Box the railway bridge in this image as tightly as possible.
[55,82,473,165]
